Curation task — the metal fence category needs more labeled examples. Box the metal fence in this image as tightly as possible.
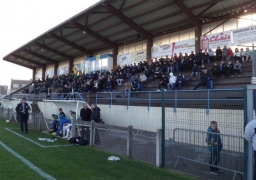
[162,88,245,180]
[4,92,87,102]
[171,128,243,180]
[96,88,244,111]
[91,123,160,166]
[0,107,14,120]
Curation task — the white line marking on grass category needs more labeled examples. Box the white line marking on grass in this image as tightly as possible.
[0,141,56,180]
[5,128,71,148]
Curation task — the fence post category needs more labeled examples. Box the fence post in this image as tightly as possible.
[71,117,76,138]
[156,129,162,167]
[127,125,133,158]
[174,90,177,113]
[39,112,42,131]
[7,108,10,120]
[90,120,95,147]
[244,85,254,180]
[127,90,130,110]
[161,90,166,167]
[109,92,112,108]
[148,92,151,111]
[206,89,210,115]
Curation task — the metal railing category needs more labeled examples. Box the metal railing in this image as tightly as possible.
[172,128,244,180]
[4,92,87,102]
[96,88,244,111]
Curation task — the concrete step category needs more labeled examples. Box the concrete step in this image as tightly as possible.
[31,103,41,113]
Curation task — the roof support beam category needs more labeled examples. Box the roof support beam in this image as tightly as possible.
[3,58,33,70]
[195,2,219,17]
[197,1,256,18]
[22,49,55,64]
[11,54,44,67]
[35,42,73,60]
[119,0,126,11]
[203,18,231,36]
[48,33,92,55]
[102,2,150,38]
[190,0,223,11]
[87,0,148,29]
[173,0,200,26]
[69,21,116,47]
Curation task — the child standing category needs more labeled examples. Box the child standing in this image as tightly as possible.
[206,121,223,176]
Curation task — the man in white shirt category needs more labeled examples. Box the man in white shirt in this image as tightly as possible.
[167,72,177,90]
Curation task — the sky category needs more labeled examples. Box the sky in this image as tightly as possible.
[0,0,100,89]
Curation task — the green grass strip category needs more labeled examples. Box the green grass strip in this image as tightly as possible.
[0,119,197,180]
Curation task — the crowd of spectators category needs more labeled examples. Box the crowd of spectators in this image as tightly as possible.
[21,46,253,96]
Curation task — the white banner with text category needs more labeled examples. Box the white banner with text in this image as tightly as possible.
[200,31,232,50]
[232,25,256,45]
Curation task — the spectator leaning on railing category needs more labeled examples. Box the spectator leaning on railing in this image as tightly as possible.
[206,121,223,176]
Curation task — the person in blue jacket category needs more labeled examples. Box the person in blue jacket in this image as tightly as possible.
[173,72,185,90]
[51,114,71,136]
[131,80,141,98]
[206,121,223,176]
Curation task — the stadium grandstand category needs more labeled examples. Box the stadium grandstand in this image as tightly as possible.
[1,0,256,179]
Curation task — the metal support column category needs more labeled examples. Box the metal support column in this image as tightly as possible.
[245,85,256,180]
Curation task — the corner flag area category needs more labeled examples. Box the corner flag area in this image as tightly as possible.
[0,119,196,180]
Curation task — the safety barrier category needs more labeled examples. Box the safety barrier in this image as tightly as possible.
[4,92,87,103]
[172,128,244,180]
[96,88,244,111]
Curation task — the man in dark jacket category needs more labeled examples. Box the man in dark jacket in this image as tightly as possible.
[15,98,31,133]
[80,104,92,121]
[206,121,222,176]
[90,103,101,145]
[193,69,213,90]
[90,103,101,123]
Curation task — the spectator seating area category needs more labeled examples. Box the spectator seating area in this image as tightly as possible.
[11,47,253,103]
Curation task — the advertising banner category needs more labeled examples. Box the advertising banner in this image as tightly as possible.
[151,43,172,58]
[232,25,256,45]
[131,49,147,64]
[117,53,132,66]
[57,66,69,75]
[200,31,232,50]
[172,38,195,55]
[45,69,54,77]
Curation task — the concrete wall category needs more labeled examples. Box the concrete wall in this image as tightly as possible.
[118,40,147,54]
[99,104,244,135]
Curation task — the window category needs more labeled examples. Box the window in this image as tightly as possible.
[13,84,19,88]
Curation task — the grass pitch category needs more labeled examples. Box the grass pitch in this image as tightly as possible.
[0,119,196,180]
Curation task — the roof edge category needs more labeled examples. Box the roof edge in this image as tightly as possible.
[2,0,106,60]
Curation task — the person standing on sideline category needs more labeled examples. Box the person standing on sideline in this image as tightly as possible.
[90,103,101,144]
[15,98,31,133]
[206,121,223,176]
[90,103,101,123]
[80,103,91,121]
[244,116,256,179]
